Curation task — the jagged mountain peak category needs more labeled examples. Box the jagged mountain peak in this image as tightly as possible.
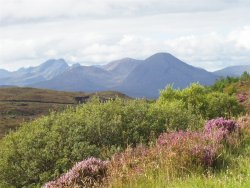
[0,53,221,98]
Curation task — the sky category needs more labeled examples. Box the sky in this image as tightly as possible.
[0,0,250,71]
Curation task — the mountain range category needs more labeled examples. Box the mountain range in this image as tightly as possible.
[213,65,250,77]
[0,53,249,98]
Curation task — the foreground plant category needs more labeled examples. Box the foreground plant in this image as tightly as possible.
[157,131,220,168]
[43,157,109,188]
[108,117,242,186]
[41,117,248,187]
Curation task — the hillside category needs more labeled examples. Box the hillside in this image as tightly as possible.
[214,65,250,77]
[0,87,128,138]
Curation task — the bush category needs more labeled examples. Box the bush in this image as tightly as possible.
[159,83,244,119]
[206,92,244,118]
[0,98,202,187]
[204,118,241,151]
[0,99,149,187]
[0,123,100,187]
[157,131,220,168]
[211,76,239,93]
[43,157,108,188]
[159,83,209,116]
[149,100,204,131]
[204,118,238,134]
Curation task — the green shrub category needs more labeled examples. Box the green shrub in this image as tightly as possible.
[0,115,100,187]
[206,92,244,118]
[159,83,244,119]
[210,72,250,94]
[0,99,149,187]
[149,100,204,131]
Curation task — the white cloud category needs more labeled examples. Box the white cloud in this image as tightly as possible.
[1,27,250,71]
[0,0,250,71]
[0,0,248,25]
[163,31,250,70]
[228,26,250,51]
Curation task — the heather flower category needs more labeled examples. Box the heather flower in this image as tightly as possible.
[157,131,219,168]
[43,157,109,188]
[205,117,238,133]
[237,93,247,102]
[204,118,239,143]
[191,145,217,167]
[109,118,242,185]
[157,131,204,148]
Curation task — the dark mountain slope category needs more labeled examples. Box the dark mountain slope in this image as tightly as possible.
[116,53,218,98]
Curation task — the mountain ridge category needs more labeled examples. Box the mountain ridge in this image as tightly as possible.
[1,53,249,98]
[0,59,69,86]
[115,53,218,98]
[213,65,250,77]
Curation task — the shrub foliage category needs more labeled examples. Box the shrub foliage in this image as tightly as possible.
[0,83,245,187]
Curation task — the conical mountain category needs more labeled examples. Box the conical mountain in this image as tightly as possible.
[116,53,218,98]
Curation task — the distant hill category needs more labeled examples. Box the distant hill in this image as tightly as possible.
[0,69,11,79]
[0,53,220,98]
[0,59,69,86]
[214,65,250,77]
[32,66,115,92]
[0,87,129,138]
[0,85,17,88]
[34,58,143,92]
[116,53,218,98]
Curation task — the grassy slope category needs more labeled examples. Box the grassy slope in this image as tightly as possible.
[0,87,128,138]
[109,81,250,188]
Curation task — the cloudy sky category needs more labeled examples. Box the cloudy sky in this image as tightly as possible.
[0,0,250,71]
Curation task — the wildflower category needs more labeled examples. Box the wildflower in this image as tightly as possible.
[43,157,109,188]
[204,118,239,143]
